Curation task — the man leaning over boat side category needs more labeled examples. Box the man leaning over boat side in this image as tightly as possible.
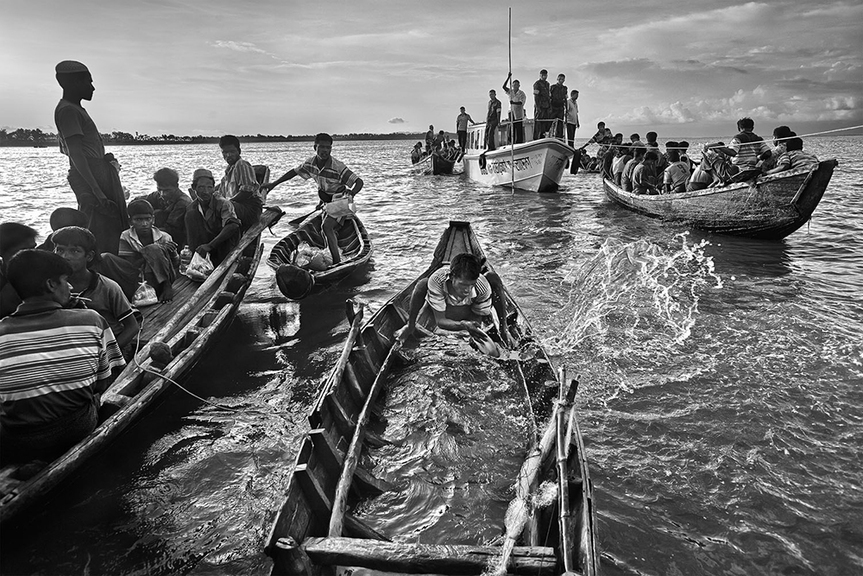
[395,253,512,348]
[54,60,128,256]
[0,250,125,462]
[260,133,363,265]
[763,136,819,175]
[501,74,526,145]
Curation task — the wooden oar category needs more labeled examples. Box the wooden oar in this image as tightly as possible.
[287,208,320,228]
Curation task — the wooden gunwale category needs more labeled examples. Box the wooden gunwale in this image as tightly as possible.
[0,206,283,525]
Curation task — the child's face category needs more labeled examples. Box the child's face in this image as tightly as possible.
[54,243,92,272]
[131,214,154,233]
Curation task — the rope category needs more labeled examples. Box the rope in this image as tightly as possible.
[128,316,292,418]
[576,123,863,152]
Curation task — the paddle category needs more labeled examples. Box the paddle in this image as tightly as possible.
[286,208,320,228]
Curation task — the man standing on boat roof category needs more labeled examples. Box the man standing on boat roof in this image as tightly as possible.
[485,90,502,151]
[533,69,552,140]
[260,133,363,265]
[455,107,475,150]
[549,74,568,138]
[54,60,128,255]
[501,73,526,144]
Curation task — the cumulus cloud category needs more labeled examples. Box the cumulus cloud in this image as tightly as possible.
[389,117,405,124]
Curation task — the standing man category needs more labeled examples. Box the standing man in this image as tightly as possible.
[217,135,263,233]
[532,69,551,140]
[549,74,568,138]
[501,73,526,144]
[565,90,580,148]
[425,125,435,154]
[485,90,502,151]
[455,107,474,150]
[54,61,128,255]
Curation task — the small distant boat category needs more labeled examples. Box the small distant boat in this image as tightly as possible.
[267,211,372,300]
[0,205,284,526]
[411,151,457,175]
[263,220,598,576]
[462,119,574,192]
[603,159,838,239]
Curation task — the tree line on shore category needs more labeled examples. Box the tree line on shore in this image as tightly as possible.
[0,128,423,146]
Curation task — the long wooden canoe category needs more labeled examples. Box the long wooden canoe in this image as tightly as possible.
[0,205,284,526]
[603,159,837,239]
[263,220,598,575]
[267,211,372,300]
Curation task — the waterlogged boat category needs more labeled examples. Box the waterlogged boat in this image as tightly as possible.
[603,159,838,239]
[263,220,598,575]
[0,205,284,526]
[267,211,372,300]
[412,150,457,175]
[462,119,574,192]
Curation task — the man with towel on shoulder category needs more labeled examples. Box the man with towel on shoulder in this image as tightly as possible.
[54,60,128,255]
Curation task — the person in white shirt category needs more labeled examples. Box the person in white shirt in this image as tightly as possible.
[566,90,580,148]
[501,73,526,144]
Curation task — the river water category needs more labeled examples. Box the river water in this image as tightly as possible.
[0,137,860,576]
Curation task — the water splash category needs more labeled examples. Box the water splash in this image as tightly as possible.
[548,233,722,355]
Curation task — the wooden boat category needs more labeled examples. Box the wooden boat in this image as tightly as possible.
[267,211,372,300]
[412,150,457,175]
[263,220,598,575]
[462,119,574,192]
[0,205,284,526]
[603,159,838,239]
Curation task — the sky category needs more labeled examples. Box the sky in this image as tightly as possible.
[2,0,861,139]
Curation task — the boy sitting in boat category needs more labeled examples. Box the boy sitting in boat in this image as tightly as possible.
[395,253,512,348]
[185,168,241,266]
[764,136,818,174]
[100,199,179,303]
[0,249,125,461]
[261,133,364,265]
[53,226,140,357]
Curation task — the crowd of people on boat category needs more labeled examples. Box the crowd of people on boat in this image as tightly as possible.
[410,124,463,165]
[578,117,820,194]
[0,61,368,463]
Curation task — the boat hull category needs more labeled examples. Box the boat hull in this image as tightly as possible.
[603,159,837,239]
[411,152,456,175]
[263,221,598,575]
[267,212,372,300]
[462,138,574,192]
[0,206,284,525]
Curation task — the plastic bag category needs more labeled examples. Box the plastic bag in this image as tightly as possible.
[133,281,158,307]
[323,195,355,219]
[294,242,333,271]
[185,252,214,282]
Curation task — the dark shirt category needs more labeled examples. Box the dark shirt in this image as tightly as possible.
[550,83,568,109]
[146,191,192,247]
[487,97,501,124]
[533,79,551,109]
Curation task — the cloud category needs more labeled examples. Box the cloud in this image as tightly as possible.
[388,118,405,124]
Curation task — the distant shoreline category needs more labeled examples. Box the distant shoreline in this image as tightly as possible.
[0,131,426,147]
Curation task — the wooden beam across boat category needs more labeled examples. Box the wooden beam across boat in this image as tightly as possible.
[301,537,558,575]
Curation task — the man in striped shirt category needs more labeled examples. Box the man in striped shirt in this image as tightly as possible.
[395,253,511,347]
[715,117,771,175]
[0,250,125,460]
[261,133,364,264]
[217,135,263,233]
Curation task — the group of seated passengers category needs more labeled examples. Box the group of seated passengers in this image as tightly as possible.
[610,119,818,195]
[411,136,462,164]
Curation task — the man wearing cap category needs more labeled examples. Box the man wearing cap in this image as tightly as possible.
[184,169,241,265]
[54,60,128,255]
[146,168,192,248]
[532,69,551,140]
